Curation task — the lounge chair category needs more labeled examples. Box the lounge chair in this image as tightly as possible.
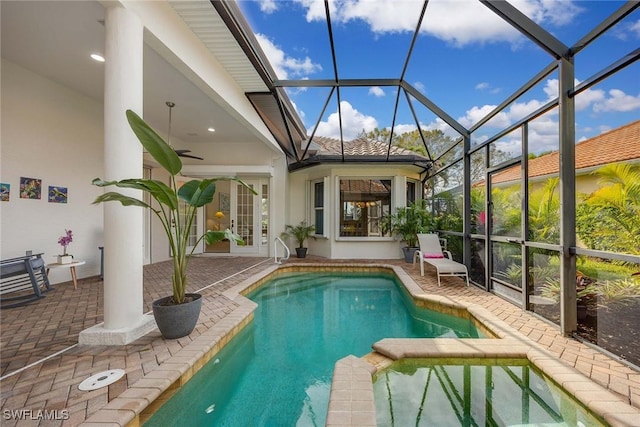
[413,233,469,286]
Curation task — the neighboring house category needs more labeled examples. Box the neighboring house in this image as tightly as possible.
[490,120,640,193]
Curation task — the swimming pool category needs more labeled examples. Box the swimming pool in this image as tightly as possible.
[144,271,482,426]
[373,358,605,426]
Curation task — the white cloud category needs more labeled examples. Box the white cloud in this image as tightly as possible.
[255,33,322,79]
[392,124,417,135]
[598,124,613,134]
[490,112,565,157]
[295,0,583,47]
[476,82,502,95]
[527,113,561,154]
[512,0,584,26]
[459,105,510,129]
[422,118,460,137]
[315,101,378,140]
[457,74,639,155]
[607,18,640,41]
[296,0,327,22]
[507,99,546,121]
[593,89,640,113]
[290,99,306,125]
[465,78,635,135]
[421,1,520,47]
[259,0,278,14]
[413,81,426,93]
[543,79,605,111]
[545,79,640,113]
[340,1,422,33]
[388,118,462,141]
[369,87,385,97]
[631,20,640,38]
[575,87,606,111]
[543,79,558,99]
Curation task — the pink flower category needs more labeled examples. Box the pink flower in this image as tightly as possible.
[58,229,73,255]
[477,211,486,225]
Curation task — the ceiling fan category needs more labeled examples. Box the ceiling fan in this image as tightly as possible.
[165,101,204,161]
[174,149,204,160]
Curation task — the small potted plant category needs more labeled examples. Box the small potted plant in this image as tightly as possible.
[281,221,316,258]
[92,110,255,339]
[57,229,74,264]
[382,200,433,262]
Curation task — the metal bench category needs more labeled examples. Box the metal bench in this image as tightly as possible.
[0,253,53,309]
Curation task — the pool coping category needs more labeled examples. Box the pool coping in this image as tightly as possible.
[324,264,640,427]
[80,263,640,426]
[327,339,640,427]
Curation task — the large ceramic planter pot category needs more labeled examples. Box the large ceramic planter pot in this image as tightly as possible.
[152,293,202,339]
[295,247,308,258]
[402,246,418,263]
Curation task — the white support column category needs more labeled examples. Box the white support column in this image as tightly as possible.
[80,5,156,345]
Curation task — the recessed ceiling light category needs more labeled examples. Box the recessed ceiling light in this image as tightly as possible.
[207,127,215,132]
[91,53,105,62]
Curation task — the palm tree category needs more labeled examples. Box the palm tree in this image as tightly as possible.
[528,177,560,244]
[577,163,640,255]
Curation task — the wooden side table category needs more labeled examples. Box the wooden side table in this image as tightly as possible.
[47,260,86,290]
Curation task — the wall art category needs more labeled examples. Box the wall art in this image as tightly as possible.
[0,183,10,201]
[48,186,68,203]
[219,192,230,213]
[20,177,42,199]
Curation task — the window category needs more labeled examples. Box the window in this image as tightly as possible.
[406,180,417,206]
[313,181,324,235]
[339,179,391,237]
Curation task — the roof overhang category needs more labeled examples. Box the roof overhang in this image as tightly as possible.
[288,155,433,173]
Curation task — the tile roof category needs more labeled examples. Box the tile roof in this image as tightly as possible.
[309,136,429,158]
[339,179,391,195]
[492,120,640,184]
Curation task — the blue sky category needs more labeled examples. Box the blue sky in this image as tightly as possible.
[238,0,639,156]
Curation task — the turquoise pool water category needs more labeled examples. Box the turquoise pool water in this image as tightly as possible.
[145,271,482,426]
[374,359,605,426]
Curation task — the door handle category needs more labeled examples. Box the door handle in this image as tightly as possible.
[231,219,234,232]
[506,238,524,244]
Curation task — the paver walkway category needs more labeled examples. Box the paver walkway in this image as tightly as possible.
[0,256,638,426]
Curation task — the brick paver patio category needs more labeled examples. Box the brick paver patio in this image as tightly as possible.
[1,256,638,426]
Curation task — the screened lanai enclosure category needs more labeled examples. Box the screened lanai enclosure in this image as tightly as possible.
[209,1,640,367]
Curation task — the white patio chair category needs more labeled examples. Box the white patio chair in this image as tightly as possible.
[413,233,469,286]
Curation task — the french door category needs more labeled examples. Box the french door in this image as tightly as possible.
[201,179,262,255]
[231,180,258,253]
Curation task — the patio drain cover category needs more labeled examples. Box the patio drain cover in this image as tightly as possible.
[78,369,125,391]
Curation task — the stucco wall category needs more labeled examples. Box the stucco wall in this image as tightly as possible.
[0,60,104,284]
[287,164,424,260]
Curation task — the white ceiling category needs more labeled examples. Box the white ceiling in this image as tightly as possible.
[1,0,268,164]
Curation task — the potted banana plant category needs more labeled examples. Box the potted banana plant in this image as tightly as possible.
[92,110,254,339]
